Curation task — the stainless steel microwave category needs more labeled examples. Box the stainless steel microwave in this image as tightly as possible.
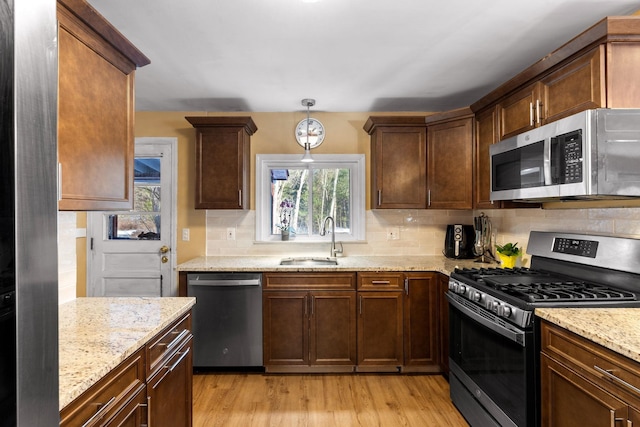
[490,109,640,202]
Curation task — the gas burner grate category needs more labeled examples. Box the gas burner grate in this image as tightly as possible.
[496,281,637,303]
[453,267,548,283]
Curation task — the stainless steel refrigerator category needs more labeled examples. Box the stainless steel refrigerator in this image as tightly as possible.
[1,0,59,425]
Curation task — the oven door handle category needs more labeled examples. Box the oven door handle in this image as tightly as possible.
[447,294,526,347]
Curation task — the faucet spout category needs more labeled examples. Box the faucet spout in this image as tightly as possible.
[321,216,343,257]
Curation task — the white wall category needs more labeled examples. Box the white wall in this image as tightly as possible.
[58,212,77,304]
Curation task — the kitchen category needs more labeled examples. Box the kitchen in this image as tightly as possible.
[8,0,640,426]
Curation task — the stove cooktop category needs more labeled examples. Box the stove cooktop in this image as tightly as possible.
[451,267,639,306]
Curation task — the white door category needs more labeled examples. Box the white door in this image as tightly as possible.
[87,138,177,297]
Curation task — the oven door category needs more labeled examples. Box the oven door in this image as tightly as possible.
[448,293,537,427]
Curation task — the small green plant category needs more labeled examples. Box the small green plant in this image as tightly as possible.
[495,242,521,257]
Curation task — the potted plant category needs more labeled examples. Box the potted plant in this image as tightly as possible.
[277,199,294,241]
[495,242,522,268]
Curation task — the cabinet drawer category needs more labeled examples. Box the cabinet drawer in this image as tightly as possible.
[146,312,192,378]
[357,272,404,290]
[263,272,356,290]
[541,320,640,406]
[60,349,145,427]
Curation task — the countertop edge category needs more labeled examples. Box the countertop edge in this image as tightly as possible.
[59,297,196,410]
[536,307,640,364]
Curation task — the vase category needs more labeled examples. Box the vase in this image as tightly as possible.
[497,253,520,268]
[281,230,290,241]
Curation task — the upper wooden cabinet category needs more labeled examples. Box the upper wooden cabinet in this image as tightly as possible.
[365,117,427,209]
[186,116,257,210]
[497,48,604,140]
[474,17,640,141]
[474,106,498,209]
[57,0,150,211]
[425,108,474,210]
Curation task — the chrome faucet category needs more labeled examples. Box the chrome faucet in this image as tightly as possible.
[320,216,343,258]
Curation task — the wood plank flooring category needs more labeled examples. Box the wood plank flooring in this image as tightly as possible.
[193,373,469,427]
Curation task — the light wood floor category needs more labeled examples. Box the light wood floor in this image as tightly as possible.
[193,373,469,427]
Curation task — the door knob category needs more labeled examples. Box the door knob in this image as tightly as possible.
[161,256,169,263]
[160,245,169,254]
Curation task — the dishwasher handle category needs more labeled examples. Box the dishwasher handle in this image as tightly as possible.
[188,278,261,287]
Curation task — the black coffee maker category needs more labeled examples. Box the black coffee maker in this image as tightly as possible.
[444,224,475,259]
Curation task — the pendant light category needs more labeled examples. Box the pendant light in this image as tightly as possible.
[295,99,325,163]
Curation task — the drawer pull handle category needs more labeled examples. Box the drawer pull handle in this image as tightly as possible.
[167,347,191,372]
[162,329,189,353]
[82,396,116,427]
[594,365,640,395]
[371,280,390,285]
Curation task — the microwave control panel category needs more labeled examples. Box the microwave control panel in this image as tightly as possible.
[553,130,583,184]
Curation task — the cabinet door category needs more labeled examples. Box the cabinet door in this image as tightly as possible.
[403,273,439,370]
[498,82,541,140]
[195,127,249,209]
[57,11,136,211]
[427,117,473,209]
[263,291,309,366]
[541,353,628,427]
[540,46,604,124]
[147,337,193,427]
[309,291,356,366]
[474,106,498,209]
[357,291,403,368]
[371,126,427,209]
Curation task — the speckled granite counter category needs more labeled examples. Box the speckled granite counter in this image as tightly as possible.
[176,255,496,275]
[59,297,196,410]
[536,308,640,363]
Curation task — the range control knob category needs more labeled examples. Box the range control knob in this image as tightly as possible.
[457,284,467,295]
[448,281,457,292]
[471,291,482,302]
[501,305,512,318]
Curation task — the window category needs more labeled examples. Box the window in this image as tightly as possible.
[256,154,365,242]
[107,157,162,240]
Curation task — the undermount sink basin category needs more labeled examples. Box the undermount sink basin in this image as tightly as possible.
[279,257,339,266]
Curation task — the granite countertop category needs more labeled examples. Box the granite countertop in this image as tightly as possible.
[59,297,196,410]
[536,308,640,364]
[176,255,497,276]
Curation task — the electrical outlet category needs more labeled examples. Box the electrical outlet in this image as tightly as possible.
[182,228,190,241]
[386,227,400,240]
[227,227,236,240]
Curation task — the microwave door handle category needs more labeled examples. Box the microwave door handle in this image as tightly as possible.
[543,137,553,185]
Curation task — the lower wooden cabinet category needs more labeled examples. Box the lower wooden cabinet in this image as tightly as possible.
[147,335,193,427]
[263,271,442,374]
[60,349,146,427]
[262,273,357,372]
[403,272,440,372]
[356,290,404,371]
[60,312,193,427]
[540,320,640,427]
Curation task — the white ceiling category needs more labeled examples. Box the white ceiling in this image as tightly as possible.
[88,0,639,113]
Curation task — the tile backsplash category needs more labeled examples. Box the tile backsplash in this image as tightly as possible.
[205,207,640,265]
[57,206,640,301]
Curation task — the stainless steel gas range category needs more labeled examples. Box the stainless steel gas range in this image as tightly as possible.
[447,231,640,427]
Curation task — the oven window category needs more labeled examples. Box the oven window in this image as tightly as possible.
[492,141,545,191]
[449,304,536,427]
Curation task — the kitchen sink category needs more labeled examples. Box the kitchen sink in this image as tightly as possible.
[279,257,339,266]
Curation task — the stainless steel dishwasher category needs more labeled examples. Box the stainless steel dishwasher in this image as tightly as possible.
[187,272,262,368]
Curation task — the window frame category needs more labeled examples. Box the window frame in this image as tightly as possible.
[256,154,365,242]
